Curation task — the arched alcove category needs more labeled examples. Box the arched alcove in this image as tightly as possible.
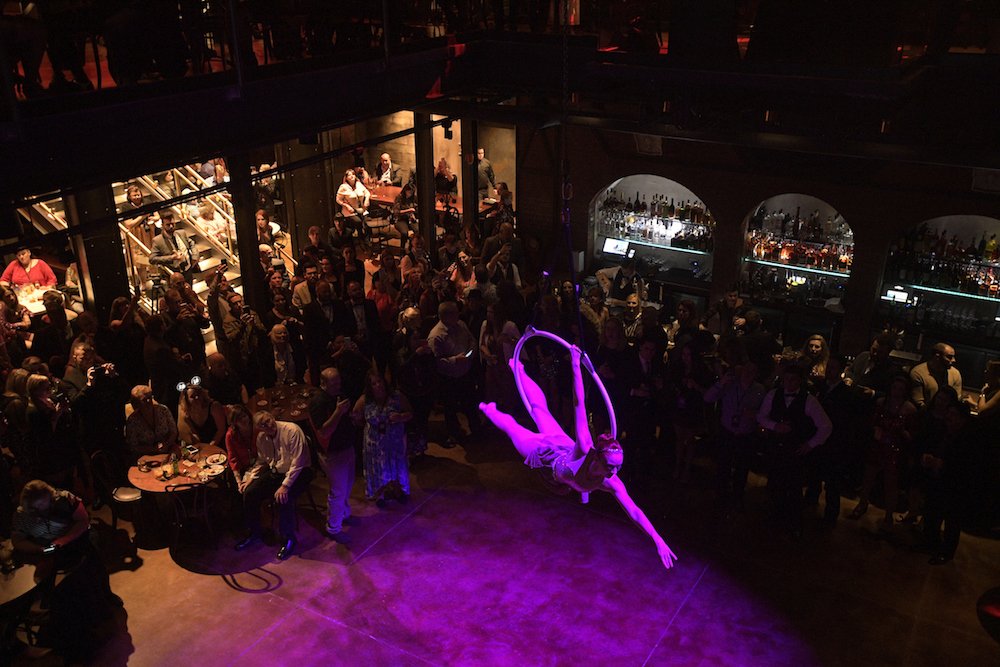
[590,174,715,284]
[741,193,852,299]
[739,194,852,348]
[879,215,1000,386]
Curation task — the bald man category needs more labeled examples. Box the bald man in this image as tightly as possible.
[910,343,964,408]
[374,152,403,187]
[308,367,357,543]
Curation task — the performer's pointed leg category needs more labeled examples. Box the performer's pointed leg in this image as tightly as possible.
[509,358,565,436]
[480,402,539,459]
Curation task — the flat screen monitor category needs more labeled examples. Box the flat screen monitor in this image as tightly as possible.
[602,238,629,256]
[884,289,909,303]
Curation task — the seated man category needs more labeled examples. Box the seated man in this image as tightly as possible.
[124,384,179,457]
[374,152,404,186]
[11,480,121,661]
[0,246,57,288]
[235,411,314,560]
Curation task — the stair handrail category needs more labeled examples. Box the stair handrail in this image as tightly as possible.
[135,174,240,270]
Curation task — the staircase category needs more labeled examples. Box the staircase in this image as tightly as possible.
[17,165,297,356]
[114,171,242,355]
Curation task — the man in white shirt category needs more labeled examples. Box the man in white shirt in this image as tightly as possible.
[235,411,314,560]
[428,301,479,445]
[757,362,832,538]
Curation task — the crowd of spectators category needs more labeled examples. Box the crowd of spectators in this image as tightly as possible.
[2,191,999,659]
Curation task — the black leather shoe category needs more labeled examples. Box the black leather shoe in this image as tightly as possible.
[235,536,257,551]
[277,538,296,560]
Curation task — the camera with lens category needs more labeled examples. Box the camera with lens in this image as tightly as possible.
[93,362,115,380]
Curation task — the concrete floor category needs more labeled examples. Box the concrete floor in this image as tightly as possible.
[18,428,1000,666]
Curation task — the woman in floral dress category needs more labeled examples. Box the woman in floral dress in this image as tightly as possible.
[352,370,413,507]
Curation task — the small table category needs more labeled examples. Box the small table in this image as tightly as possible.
[1,561,38,658]
[0,563,36,608]
[127,444,227,493]
[249,384,319,423]
[367,185,493,216]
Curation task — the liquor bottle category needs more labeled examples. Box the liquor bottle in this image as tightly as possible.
[639,195,647,214]
[978,232,987,258]
[934,230,948,257]
[966,236,979,259]
[985,234,998,262]
[666,198,675,218]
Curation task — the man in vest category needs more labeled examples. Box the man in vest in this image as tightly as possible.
[596,257,646,308]
[757,362,832,537]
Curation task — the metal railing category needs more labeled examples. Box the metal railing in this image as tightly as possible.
[135,172,240,270]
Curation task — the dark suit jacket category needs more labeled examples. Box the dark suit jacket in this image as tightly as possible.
[480,235,525,269]
[375,164,403,187]
[149,230,196,273]
[301,298,349,367]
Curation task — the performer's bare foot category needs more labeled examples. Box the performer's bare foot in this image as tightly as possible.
[479,401,497,415]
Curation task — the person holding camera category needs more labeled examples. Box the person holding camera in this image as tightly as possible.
[25,373,78,489]
[222,292,268,392]
[74,362,130,464]
[149,211,196,283]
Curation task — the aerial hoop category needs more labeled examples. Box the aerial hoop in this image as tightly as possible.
[512,326,618,438]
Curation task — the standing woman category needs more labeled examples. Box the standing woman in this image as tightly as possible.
[433,157,458,196]
[336,169,371,242]
[977,360,1000,419]
[450,250,475,297]
[25,374,78,489]
[255,209,275,246]
[849,373,918,532]
[592,317,634,424]
[2,369,32,469]
[800,334,831,385]
[367,270,399,333]
[667,299,700,352]
[669,342,714,482]
[0,284,32,370]
[392,307,436,456]
[352,371,413,507]
[107,293,147,389]
[480,302,521,412]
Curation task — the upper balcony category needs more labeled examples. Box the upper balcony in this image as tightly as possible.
[2,1,998,201]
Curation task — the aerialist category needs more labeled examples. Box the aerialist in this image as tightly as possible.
[480,341,678,570]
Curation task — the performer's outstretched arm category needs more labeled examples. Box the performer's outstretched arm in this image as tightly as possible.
[603,475,678,570]
[569,346,594,453]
